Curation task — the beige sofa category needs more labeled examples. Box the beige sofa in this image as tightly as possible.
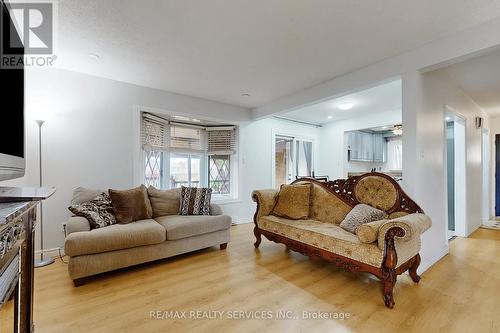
[252,173,431,308]
[64,188,231,285]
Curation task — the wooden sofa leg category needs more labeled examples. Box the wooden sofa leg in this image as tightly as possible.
[381,226,405,309]
[73,278,86,287]
[253,227,262,248]
[382,270,397,309]
[220,243,228,250]
[409,254,421,283]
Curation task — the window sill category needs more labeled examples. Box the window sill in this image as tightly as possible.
[212,197,241,205]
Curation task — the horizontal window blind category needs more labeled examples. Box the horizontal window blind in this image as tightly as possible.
[142,113,237,155]
[142,114,169,151]
[207,127,236,155]
[170,124,205,152]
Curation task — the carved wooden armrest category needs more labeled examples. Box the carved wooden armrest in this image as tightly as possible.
[377,213,431,250]
[251,189,279,219]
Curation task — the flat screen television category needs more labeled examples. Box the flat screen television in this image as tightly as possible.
[0,0,25,181]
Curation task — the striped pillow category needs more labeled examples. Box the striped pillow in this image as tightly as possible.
[179,186,212,215]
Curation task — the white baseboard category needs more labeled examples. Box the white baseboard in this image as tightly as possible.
[419,245,449,274]
[35,247,64,259]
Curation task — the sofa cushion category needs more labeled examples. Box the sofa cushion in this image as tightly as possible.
[65,219,166,256]
[354,176,397,211]
[179,186,212,215]
[68,193,117,229]
[109,185,153,223]
[155,215,231,240]
[271,184,312,220]
[258,215,384,267]
[71,187,105,205]
[148,186,180,217]
[340,204,387,234]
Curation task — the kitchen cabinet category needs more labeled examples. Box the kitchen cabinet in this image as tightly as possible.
[347,131,386,162]
[373,133,385,162]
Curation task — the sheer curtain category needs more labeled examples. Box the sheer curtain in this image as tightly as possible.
[387,138,402,171]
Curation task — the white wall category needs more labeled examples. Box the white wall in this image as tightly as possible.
[316,109,402,179]
[221,118,320,223]
[0,68,251,250]
[409,69,490,271]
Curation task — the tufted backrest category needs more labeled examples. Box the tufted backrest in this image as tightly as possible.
[292,173,423,220]
[353,176,397,211]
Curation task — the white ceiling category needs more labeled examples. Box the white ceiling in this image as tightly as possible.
[445,48,500,116]
[56,0,500,108]
[280,80,401,125]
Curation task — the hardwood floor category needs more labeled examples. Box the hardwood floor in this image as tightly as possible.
[1,224,500,333]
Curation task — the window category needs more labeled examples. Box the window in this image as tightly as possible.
[170,154,201,188]
[141,112,238,200]
[144,150,163,188]
[209,155,230,194]
[274,134,313,188]
[207,128,236,196]
[387,137,402,171]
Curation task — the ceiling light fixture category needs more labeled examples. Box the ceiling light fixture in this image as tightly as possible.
[338,102,354,111]
[327,116,333,119]
[88,53,100,60]
[392,125,403,136]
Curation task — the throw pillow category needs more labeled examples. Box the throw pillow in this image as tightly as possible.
[340,203,387,234]
[71,187,105,205]
[148,186,181,217]
[68,192,117,229]
[271,184,312,220]
[108,185,153,223]
[356,219,388,243]
[179,186,212,215]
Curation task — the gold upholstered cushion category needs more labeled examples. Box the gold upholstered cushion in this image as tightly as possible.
[354,176,397,211]
[271,184,312,220]
[295,181,352,224]
[258,215,384,267]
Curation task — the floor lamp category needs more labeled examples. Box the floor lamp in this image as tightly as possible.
[35,119,55,267]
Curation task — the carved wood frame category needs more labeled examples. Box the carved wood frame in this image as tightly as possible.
[252,172,424,309]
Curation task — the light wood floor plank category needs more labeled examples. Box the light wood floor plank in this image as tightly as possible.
[1,224,499,333]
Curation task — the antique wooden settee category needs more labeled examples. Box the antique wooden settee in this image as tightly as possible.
[252,172,431,308]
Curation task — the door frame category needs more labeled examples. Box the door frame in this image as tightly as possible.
[443,105,468,239]
[271,130,315,188]
[481,128,490,222]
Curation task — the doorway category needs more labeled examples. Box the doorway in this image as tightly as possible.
[495,134,500,216]
[482,128,490,222]
[445,111,467,238]
[273,134,314,188]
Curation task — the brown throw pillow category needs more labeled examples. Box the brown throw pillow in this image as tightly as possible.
[147,186,181,217]
[179,186,212,215]
[108,185,153,223]
[340,204,387,234]
[271,184,312,220]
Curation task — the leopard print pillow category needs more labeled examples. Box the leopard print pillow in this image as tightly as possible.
[68,193,117,229]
